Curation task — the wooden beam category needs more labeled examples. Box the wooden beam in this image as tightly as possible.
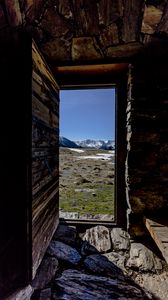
[51,63,129,87]
[144,217,168,264]
[52,63,129,77]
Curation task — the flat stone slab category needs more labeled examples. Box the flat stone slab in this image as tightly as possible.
[83,254,124,279]
[54,269,152,300]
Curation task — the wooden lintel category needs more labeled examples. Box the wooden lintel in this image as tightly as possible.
[52,63,129,77]
[144,217,168,264]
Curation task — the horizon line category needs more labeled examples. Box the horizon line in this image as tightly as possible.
[60,135,115,142]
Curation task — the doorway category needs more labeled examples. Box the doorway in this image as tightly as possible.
[59,87,116,222]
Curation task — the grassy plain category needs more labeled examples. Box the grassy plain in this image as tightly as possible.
[59,147,115,219]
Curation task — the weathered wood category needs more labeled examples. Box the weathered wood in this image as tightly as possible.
[32,168,59,196]
[32,201,59,277]
[32,39,60,278]
[144,217,168,264]
[32,117,58,149]
[32,179,59,219]
[53,63,129,76]
[32,70,59,114]
[32,95,51,125]
[32,41,59,93]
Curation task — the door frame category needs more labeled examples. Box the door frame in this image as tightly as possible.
[54,63,128,229]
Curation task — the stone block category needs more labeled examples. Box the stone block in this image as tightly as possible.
[126,242,163,272]
[82,225,111,253]
[72,37,102,61]
[142,5,162,34]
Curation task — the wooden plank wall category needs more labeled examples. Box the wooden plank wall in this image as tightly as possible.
[32,41,60,277]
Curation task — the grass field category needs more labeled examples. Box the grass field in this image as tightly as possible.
[59,147,115,220]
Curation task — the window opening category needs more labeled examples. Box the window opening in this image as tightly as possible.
[59,87,116,223]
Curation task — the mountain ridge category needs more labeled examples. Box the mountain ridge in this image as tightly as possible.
[59,136,115,150]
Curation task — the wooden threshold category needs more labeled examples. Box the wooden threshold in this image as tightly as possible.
[144,217,168,264]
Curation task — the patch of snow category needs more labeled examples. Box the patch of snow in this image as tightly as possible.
[96,153,114,157]
[76,153,113,160]
[69,148,85,153]
[108,150,115,155]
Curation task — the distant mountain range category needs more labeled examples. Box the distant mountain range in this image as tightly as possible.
[75,139,115,150]
[59,136,80,148]
[59,136,115,150]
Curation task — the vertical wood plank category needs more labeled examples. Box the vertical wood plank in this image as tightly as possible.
[32,40,60,278]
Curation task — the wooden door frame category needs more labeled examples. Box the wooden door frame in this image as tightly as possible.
[54,63,128,229]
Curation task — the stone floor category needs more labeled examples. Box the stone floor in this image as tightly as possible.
[6,224,168,300]
[27,224,168,300]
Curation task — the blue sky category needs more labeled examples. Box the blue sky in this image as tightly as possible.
[60,88,115,141]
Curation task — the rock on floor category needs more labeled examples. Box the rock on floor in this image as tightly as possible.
[32,257,59,289]
[39,288,51,300]
[82,225,111,252]
[126,242,163,272]
[110,227,130,252]
[53,269,152,300]
[47,240,82,265]
[53,225,77,247]
[83,254,124,279]
[30,224,167,300]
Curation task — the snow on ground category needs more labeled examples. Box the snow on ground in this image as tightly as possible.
[107,150,115,154]
[76,153,114,160]
[69,148,85,153]
[68,148,115,160]
[96,152,114,157]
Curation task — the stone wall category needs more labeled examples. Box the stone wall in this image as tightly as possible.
[126,61,168,236]
[1,1,168,63]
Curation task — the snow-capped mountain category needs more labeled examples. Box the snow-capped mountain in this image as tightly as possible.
[59,136,115,150]
[75,139,115,150]
[59,136,81,148]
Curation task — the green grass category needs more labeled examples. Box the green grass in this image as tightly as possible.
[60,183,114,215]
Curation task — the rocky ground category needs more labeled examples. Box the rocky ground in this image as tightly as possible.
[28,224,168,300]
[59,147,115,220]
